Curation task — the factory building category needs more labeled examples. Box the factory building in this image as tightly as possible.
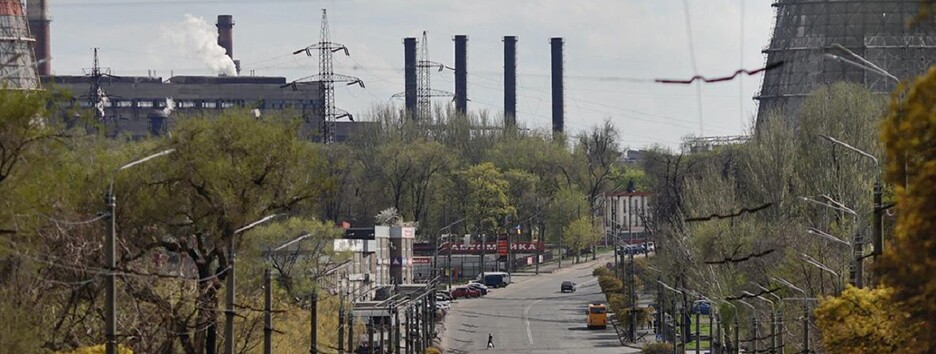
[39,74,353,140]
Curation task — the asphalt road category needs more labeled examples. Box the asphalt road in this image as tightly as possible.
[441,254,642,354]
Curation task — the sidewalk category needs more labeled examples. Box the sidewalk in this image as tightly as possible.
[513,253,612,274]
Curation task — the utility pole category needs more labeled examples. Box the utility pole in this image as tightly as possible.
[338,299,345,354]
[393,306,401,354]
[802,304,809,354]
[871,181,883,286]
[394,31,453,121]
[263,270,272,354]
[734,315,739,354]
[347,302,354,353]
[286,9,363,144]
[310,291,318,354]
[104,190,116,354]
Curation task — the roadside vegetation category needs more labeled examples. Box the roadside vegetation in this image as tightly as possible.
[0,86,639,352]
[641,74,936,353]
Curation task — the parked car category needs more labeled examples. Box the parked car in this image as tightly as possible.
[451,287,480,299]
[485,274,509,288]
[618,245,643,256]
[467,282,489,295]
[436,301,451,310]
[436,291,452,301]
[691,300,712,315]
[560,281,576,293]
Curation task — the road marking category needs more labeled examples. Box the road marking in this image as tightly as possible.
[524,299,543,345]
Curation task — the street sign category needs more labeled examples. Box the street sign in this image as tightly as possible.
[497,239,508,256]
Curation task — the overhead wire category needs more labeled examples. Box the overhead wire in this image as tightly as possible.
[682,0,705,136]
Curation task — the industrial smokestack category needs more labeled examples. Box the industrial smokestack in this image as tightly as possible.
[454,35,468,114]
[26,0,51,76]
[404,37,417,119]
[504,36,517,127]
[216,15,234,58]
[550,37,564,135]
[216,15,239,74]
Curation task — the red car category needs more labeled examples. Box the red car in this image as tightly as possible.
[451,287,481,299]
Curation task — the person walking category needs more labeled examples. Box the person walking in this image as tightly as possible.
[487,333,495,349]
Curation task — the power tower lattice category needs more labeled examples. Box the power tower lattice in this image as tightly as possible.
[82,48,115,123]
[285,9,363,144]
[0,0,40,90]
[394,31,453,122]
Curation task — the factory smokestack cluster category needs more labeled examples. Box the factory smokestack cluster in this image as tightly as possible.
[454,35,468,114]
[26,0,51,76]
[216,15,240,75]
[550,37,564,135]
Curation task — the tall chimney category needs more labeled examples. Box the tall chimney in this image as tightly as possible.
[454,35,468,114]
[26,0,51,76]
[550,37,564,135]
[404,37,417,119]
[504,36,517,127]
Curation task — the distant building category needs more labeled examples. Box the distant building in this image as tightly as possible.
[41,75,367,141]
[332,225,414,302]
[619,149,647,165]
[604,191,653,243]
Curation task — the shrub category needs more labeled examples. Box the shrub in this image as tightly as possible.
[426,347,443,354]
[593,266,612,277]
[598,275,622,293]
[57,345,134,354]
[642,342,672,354]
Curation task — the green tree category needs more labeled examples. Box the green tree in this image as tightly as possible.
[462,162,515,237]
[877,65,936,353]
[113,111,331,353]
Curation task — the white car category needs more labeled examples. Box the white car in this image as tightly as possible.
[436,301,451,310]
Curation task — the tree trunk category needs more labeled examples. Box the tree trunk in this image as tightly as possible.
[195,262,220,354]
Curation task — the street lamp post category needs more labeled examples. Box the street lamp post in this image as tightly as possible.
[734,299,757,354]
[801,253,843,294]
[104,148,175,354]
[750,285,782,354]
[774,277,812,354]
[657,280,684,354]
[225,214,280,354]
[819,133,884,284]
[717,299,739,354]
[823,42,894,270]
[802,195,862,288]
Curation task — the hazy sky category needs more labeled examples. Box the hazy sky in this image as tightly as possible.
[51,0,774,149]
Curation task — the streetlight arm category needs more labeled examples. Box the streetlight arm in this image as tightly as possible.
[802,196,857,217]
[823,52,898,82]
[818,135,878,166]
[828,44,898,82]
[235,214,281,235]
[273,232,312,251]
[772,277,806,297]
[807,227,852,248]
[118,149,176,171]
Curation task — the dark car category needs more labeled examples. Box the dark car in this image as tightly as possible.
[691,300,712,315]
[561,281,576,293]
[451,287,480,299]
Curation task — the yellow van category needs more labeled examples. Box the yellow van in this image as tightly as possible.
[587,303,608,329]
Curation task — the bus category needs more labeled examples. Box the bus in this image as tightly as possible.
[587,303,608,329]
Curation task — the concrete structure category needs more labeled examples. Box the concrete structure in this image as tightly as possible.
[604,191,653,242]
[386,225,415,285]
[26,0,49,76]
[1,0,40,89]
[757,0,936,126]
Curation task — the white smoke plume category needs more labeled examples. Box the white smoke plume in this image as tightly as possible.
[164,14,237,76]
[163,97,175,115]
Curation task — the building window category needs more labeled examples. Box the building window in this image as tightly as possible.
[203,101,217,109]
[116,101,132,108]
[180,101,196,108]
[138,101,153,108]
[221,101,235,108]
